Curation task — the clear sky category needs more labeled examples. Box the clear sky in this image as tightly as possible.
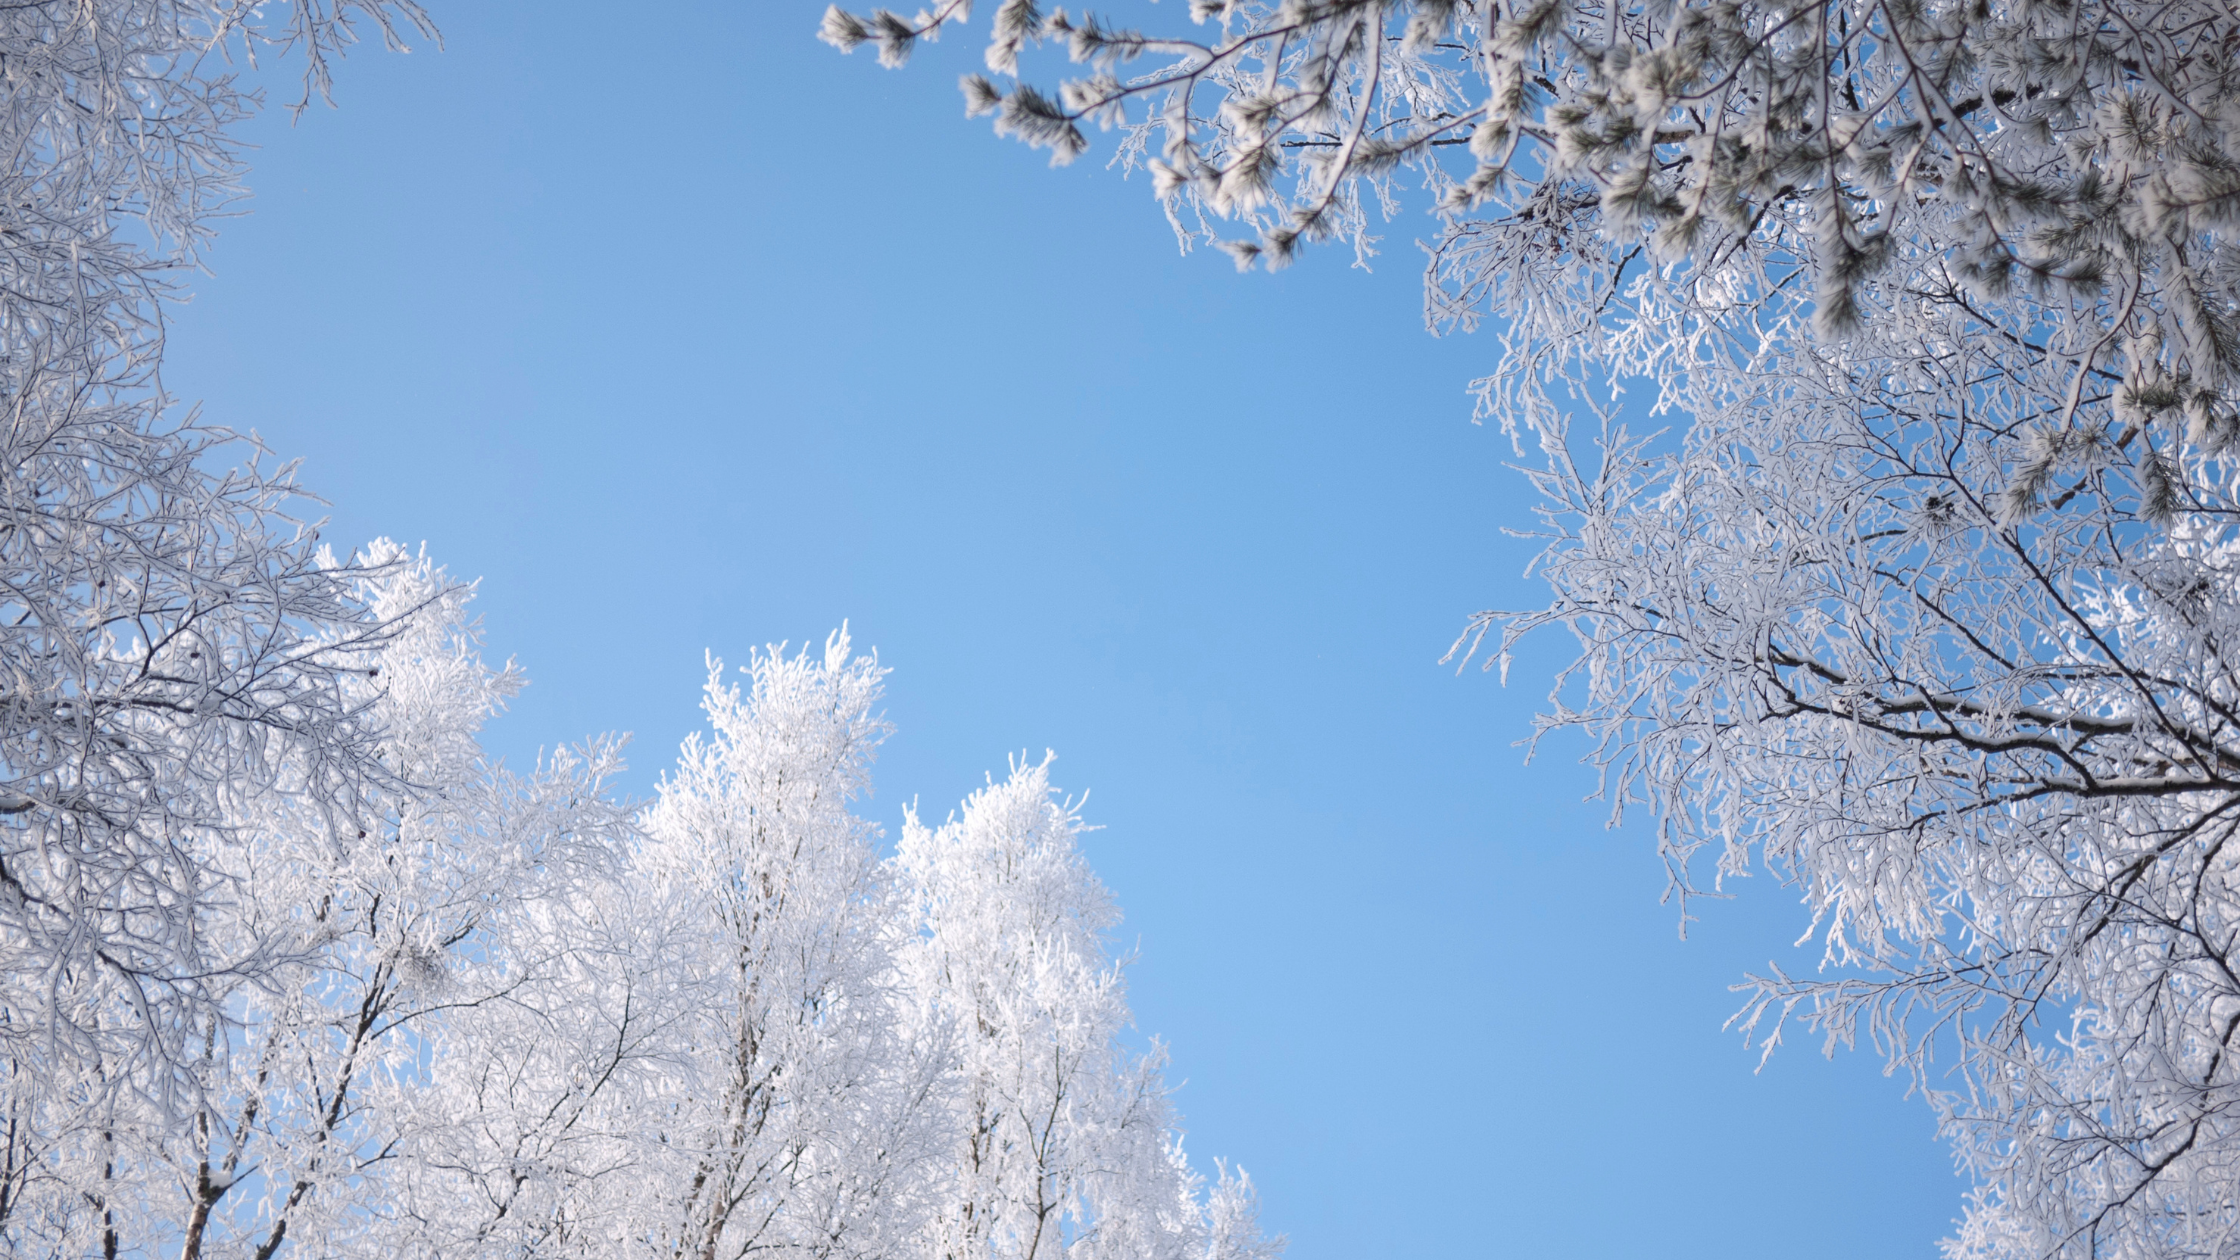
[166,6,1958,1256]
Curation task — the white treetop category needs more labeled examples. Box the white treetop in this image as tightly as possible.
[604,637,1276,1260]
[816,0,2240,1254]
[0,542,632,1256]
[158,547,626,1260]
[632,637,933,1260]
[897,758,1278,1260]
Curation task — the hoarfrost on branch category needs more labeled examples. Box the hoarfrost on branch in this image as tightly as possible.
[0,0,449,1216]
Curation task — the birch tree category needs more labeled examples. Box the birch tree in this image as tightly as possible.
[6,544,631,1258]
[378,836,702,1257]
[0,0,456,1238]
[603,637,1277,1260]
[818,0,2240,1254]
[631,636,941,1260]
[897,757,1277,1260]
[357,632,1278,1260]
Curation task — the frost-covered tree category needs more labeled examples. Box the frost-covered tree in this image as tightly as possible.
[357,632,1278,1260]
[6,544,630,1258]
[0,0,457,1231]
[595,637,1275,1260]
[819,0,2240,1254]
[379,854,700,1257]
[897,758,1276,1260]
[0,556,1275,1259]
[629,637,941,1260]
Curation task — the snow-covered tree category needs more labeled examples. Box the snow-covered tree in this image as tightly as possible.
[376,814,701,1258]
[359,632,1277,1260]
[818,0,2240,1253]
[598,637,1275,1260]
[7,544,630,1258]
[897,757,1276,1260]
[629,636,940,1260]
[0,0,459,1237]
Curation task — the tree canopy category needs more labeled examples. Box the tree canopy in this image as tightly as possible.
[0,0,441,1170]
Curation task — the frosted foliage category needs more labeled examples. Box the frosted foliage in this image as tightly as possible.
[898,758,1276,1260]
[0,0,447,1220]
[374,635,1279,1260]
[828,0,2240,1252]
[1,545,632,1258]
[628,634,931,1260]
[0,607,1274,1259]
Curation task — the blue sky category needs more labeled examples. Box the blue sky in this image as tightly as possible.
[166,5,1956,1255]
